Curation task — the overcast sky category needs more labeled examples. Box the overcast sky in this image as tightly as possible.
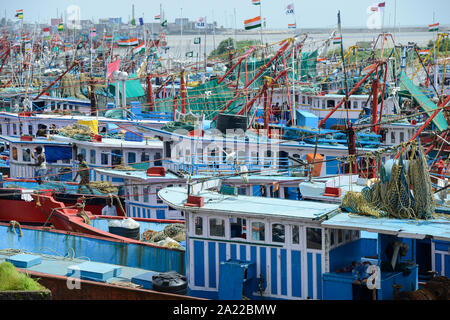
[2,0,449,29]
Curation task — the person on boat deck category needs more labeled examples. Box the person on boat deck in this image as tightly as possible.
[73,153,94,194]
[31,146,47,185]
[102,198,117,216]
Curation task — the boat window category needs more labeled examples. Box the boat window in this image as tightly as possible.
[307,227,322,250]
[399,131,405,142]
[238,187,247,195]
[90,149,96,164]
[22,148,31,162]
[197,148,203,162]
[322,100,326,108]
[28,125,33,135]
[330,229,335,246]
[194,216,203,235]
[391,132,395,144]
[251,222,266,241]
[292,225,299,245]
[344,230,350,241]
[327,100,335,108]
[13,124,16,135]
[12,147,17,160]
[251,151,258,165]
[352,101,358,109]
[155,187,163,203]
[272,224,285,243]
[128,152,136,165]
[101,152,109,165]
[141,152,150,163]
[81,148,86,160]
[308,97,312,105]
[230,217,247,239]
[154,152,162,166]
[112,149,122,166]
[338,229,343,243]
[133,186,139,201]
[143,186,149,203]
[209,218,225,237]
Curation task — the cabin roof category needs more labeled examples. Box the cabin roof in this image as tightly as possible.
[139,125,380,151]
[49,134,163,149]
[0,111,169,125]
[158,187,339,221]
[0,135,70,146]
[322,212,450,242]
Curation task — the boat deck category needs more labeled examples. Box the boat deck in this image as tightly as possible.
[0,249,158,285]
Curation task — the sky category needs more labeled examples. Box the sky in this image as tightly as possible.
[2,0,449,29]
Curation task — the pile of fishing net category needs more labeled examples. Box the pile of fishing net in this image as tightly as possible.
[0,262,48,291]
[341,142,435,220]
[89,181,118,194]
[57,123,93,140]
[161,121,195,133]
[142,223,185,249]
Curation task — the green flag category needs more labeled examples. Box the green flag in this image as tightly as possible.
[161,20,167,27]
[57,23,64,31]
[194,37,201,44]
[131,18,136,26]
[76,42,83,50]
[186,51,193,58]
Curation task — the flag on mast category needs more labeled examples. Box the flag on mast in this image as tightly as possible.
[15,9,23,19]
[139,17,144,26]
[161,20,167,27]
[252,0,261,5]
[285,3,295,15]
[154,14,161,20]
[43,27,50,40]
[133,42,146,54]
[333,37,342,44]
[57,23,64,31]
[195,17,206,29]
[244,16,262,30]
[194,37,201,44]
[117,38,139,46]
[186,51,193,57]
[288,23,296,29]
[429,23,439,32]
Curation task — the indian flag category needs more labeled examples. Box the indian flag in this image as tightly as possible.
[104,35,113,41]
[133,42,145,54]
[288,23,296,29]
[429,23,439,32]
[117,38,139,46]
[244,16,261,30]
[419,49,430,56]
[317,57,327,62]
[333,37,342,44]
[252,0,260,5]
[154,14,161,20]
[16,9,23,19]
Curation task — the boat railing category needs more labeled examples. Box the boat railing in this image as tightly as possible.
[162,156,307,177]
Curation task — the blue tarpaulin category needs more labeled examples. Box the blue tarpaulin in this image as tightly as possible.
[44,146,72,163]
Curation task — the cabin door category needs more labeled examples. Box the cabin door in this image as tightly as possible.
[290,225,324,299]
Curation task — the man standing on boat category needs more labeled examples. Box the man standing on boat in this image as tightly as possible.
[73,153,94,194]
[102,198,117,216]
[31,146,47,185]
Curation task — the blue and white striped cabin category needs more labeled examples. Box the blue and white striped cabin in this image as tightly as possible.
[159,187,450,300]
[158,186,342,300]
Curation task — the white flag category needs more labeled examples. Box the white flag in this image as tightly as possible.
[195,17,206,29]
[285,3,295,15]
